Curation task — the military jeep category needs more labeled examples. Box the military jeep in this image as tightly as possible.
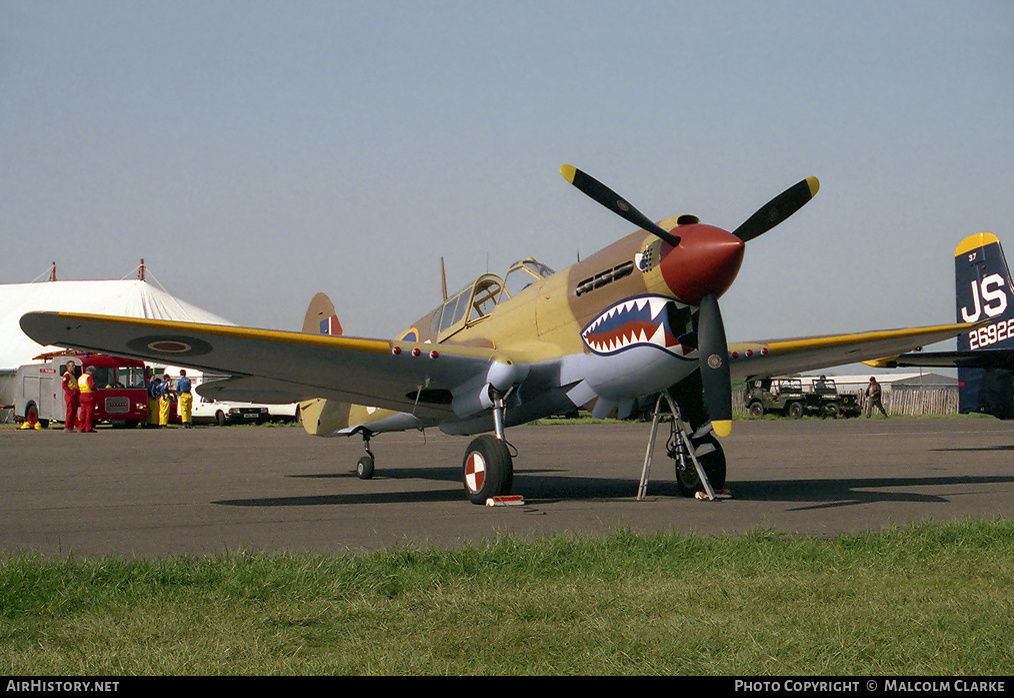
[744,376,860,419]
[808,377,861,418]
[743,378,808,419]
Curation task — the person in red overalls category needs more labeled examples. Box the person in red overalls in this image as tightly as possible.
[61,360,80,431]
[77,366,97,433]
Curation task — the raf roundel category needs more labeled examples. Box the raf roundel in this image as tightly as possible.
[126,335,214,358]
[147,340,191,353]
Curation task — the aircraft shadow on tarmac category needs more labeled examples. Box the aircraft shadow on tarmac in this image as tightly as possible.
[930,444,1014,452]
[733,474,1014,511]
[214,470,1014,509]
[215,465,675,507]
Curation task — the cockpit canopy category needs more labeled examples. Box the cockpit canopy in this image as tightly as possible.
[429,257,555,339]
[503,258,555,298]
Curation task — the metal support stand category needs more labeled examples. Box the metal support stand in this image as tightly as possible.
[638,392,717,501]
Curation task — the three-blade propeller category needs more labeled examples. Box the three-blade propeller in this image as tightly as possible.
[561,164,819,437]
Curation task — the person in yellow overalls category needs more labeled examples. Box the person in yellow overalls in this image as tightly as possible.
[158,373,172,426]
[176,369,193,428]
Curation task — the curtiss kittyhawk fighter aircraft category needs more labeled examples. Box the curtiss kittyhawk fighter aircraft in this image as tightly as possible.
[20,166,976,503]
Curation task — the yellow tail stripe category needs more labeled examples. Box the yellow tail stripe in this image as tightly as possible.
[954,232,999,258]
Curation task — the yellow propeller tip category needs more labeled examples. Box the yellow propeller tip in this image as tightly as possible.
[806,176,820,197]
[560,164,577,183]
[713,420,732,438]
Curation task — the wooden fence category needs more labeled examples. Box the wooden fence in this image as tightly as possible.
[733,388,960,418]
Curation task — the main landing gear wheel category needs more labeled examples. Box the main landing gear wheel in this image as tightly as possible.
[673,432,727,498]
[462,434,514,505]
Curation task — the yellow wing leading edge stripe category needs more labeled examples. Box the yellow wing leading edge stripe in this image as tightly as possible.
[757,322,977,355]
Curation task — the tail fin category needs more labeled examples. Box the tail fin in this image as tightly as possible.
[299,292,349,433]
[302,292,343,336]
[955,233,1014,418]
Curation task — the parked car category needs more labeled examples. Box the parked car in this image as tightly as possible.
[191,396,269,425]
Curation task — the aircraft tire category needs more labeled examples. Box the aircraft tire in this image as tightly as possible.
[462,435,513,505]
[675,433,726,498]
[356,455,375,480]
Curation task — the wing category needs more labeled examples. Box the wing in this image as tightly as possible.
[727,323,980,379]
[19,311,497,418]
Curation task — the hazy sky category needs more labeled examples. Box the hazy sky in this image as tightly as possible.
[3,0,1012,349]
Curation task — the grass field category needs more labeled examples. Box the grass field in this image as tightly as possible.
[2,519,1013,675]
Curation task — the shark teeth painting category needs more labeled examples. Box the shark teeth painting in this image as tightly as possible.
[581,295,693,357]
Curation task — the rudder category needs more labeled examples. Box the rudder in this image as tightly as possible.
[954,233,1014,417]
[303,292,343,336]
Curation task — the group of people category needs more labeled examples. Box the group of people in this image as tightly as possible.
[145,368,194,427]
[60,361,194,430]
[60,359,97,432]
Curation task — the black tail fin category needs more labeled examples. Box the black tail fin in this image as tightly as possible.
[955,233,1014,418]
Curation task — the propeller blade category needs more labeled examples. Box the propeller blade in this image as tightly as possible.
[561,164,681,247]
[731,176,820,242]
[698,293,732,437]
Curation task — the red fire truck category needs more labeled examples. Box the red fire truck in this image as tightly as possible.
[13,351,149,428]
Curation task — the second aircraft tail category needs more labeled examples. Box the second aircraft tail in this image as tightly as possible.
[955,232,1014,418]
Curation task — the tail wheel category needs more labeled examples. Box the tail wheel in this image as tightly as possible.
[356,454,375,480]
[674,433,727,498]
[462,435,513,505]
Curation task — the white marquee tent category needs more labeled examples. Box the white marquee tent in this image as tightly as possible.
[1,278,232,407]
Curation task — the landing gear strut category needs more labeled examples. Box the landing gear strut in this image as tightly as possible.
[356,430,375,480]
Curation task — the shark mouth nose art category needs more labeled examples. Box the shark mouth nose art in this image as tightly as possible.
[581,295,692,357]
